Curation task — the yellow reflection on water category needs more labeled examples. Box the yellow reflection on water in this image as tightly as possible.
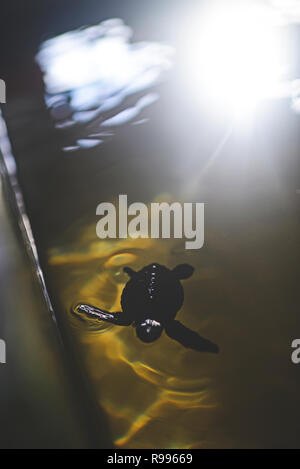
[48,214,219,448]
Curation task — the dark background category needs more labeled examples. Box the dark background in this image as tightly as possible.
[0,0,300,449]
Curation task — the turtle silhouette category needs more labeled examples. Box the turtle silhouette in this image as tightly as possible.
[74,263,219,353]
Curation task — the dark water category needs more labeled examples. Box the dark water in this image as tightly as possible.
[3,86,300,448]
[2,4,300,448]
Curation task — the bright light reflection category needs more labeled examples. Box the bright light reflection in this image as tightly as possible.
[185,1,288,122]
[36,18,174,151]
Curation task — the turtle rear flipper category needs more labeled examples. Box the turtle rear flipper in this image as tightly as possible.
[172,264,194,280]
[165,320,219,353]
[123,267,136,278]
[74,304,132,326]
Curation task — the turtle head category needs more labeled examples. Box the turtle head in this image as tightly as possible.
[136,319,163,343]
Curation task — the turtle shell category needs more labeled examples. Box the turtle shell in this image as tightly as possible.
[121,263,184,324]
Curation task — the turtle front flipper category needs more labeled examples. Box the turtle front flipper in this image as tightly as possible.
[165,320,219,353]
[73,304,132,326]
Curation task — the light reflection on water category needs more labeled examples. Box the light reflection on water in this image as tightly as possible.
[36,18,174,152]
[23,6,300,449]
[48,205,220,448]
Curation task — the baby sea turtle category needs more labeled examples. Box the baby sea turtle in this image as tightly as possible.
[74,263,219,353]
